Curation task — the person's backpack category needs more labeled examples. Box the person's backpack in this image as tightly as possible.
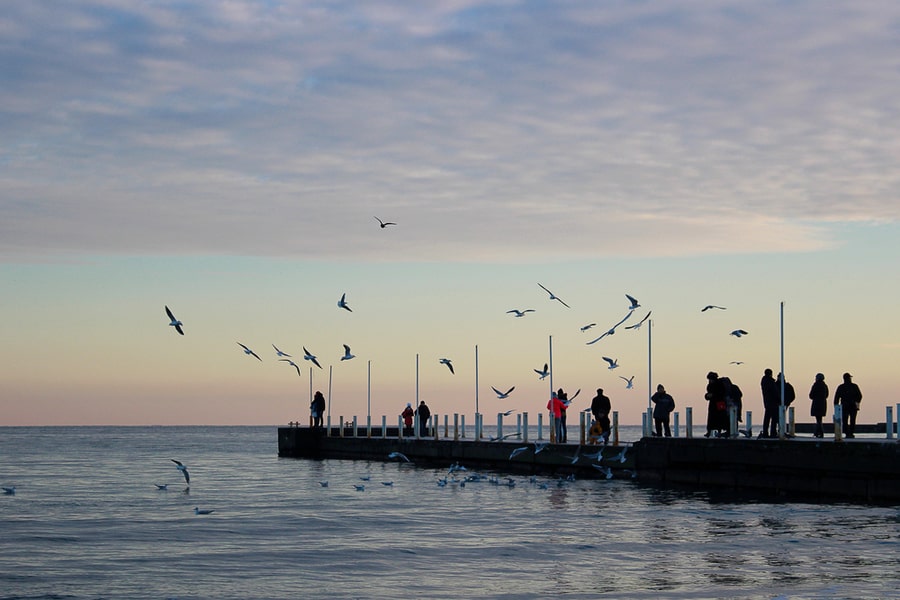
[784,382,795,406]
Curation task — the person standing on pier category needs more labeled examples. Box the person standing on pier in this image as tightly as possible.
[590,388,611,445]
[312,391,326,429]
[557,388,570,443]
[415,400,431,437]
[401,403,415,435]
[705,372,729,437]
[833,373,862,439]
[760,369,780,438]
[651,384,676,437]
[808,373,829,438]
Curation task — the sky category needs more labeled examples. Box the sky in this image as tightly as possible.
[2,1,899,426]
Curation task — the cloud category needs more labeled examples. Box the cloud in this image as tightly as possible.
[2,1,899,262]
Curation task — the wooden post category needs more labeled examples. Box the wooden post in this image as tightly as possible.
[887,406,894,440]
[516,413,522,439]
[522,412,529,444]
[686,407,693,439]
[352,416,358,438]
[444,414,449,439]
[745,410,752,438]
[462,414,467,439]
[549,413,556,443]
[579,411,586,445]
[454,413,459,441]
[434,416,439,441]
[538,413,544,440]
[834,404,843,442]
[788,406,795,437]
[366,415,371,439]
[612,411,619,446]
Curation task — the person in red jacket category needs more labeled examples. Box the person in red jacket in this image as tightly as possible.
[401,403,415,435]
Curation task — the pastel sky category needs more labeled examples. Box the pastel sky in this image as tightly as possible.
[2,1,898,426]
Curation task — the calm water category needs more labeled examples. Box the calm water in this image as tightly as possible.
[1,426,899,600]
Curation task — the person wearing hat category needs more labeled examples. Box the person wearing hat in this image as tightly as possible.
[808,373,829,438]
[834,373,863,438]
[401,403,415,435]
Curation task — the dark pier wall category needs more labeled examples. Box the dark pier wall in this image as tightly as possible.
[633,437,900,502]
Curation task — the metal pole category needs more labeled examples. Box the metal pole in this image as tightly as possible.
[779,301,786,439]
[548,335,554,401]
[475,344,479,418]
[648,319,652,412]
[366,360,371,425]
[327,365,333,424]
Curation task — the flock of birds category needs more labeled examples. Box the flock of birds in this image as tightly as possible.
[162,217,750,418]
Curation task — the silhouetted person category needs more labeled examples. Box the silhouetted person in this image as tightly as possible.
[760,368,780,438]
[834,372,862,438]
[557,388,569,442]
[415,400,431,436]
[401,403,415,435]
[547,391,565,442]
[311,391,326,428]
[705,371,728,437]
[590,388,612,445]
[808,373,829,438]
[650,384,675,437]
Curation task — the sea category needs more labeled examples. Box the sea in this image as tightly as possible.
[1,426,899,600]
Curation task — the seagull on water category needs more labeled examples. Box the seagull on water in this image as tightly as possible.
[354,484,366,492]
[272,344,291,358]
[319,481,329,487]
[602,356,619,370]
[619,375,634,389]
[340,344,355,361]
[165,306,184,335]
[374,216,396,228]
[381,481,394,486]
[509,447,529,460]
[303,346,322,369]
[491,386,515,399]
[702,305,727,312]
[439,358,454,374]
[507,308,535,318]
[2,486,16,495]
[155,484,168,491]
[194,507,215,515]
[534,363,550,380]
[580,323,597,332]
[171,459,190,485]
[625,294,641,310]
[337,293,352,312]
[280,359,302,376]
[538,283,571,308]
[624,311,651,331]
[237,343,262,361]
[586,311,634,344]
[730,329,749,338]
[388,452,411,462]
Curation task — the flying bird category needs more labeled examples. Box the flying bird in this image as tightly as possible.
[702,305,727,312]
[730,361,745,365]
[602,356,619,370]
[337,293,352,312]
[237,343,262,361]
[534,363,550,380]
[374,216,396,228]
[580,323,597,332]
[439,358,454,374]
[303,346,322,369]
[591,464,614,480]
[569,388,581,401]
[491,386,515,399]
[509,447,529,460]
[500,409,515,416]
[586,311,634,344]
[340,344,355,361]
[272,344,291,358]
[625,294,641,310]
[624,311,651,330]
[730,329,749,338]
[619,375,634,389]
[507,309,535,318]
[171,459,190,485]
[165,306,184,335]
[280,359,302,376]
[388,452,410,462]
[537,283,571,308]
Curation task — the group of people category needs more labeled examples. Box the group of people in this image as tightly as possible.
[401,400,431,435]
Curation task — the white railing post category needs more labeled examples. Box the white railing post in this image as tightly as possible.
[685,407,693,438]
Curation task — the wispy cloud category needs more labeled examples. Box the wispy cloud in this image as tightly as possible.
[2,1,899,261]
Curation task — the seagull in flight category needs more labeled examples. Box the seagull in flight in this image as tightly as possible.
[272,344,291,358]
[538,283,571,308]
[340,344,355,361]
[171,459,190,485]
[501,409,516,417]
[730,361,744,365]
[507,309,535,318]
[534,363,550,380]
[619,375,634,389]
[303,346,323,369]
[702,305,727,312]
[237,343,262,361]
[625,294,641,310]
[591,464,614,480]
[280,359,302,376]
[388,452,411,462]
[624,311,651,331]
[509,447,529,460]
[580,323,597,332]
[730,329,749,338]
[439,358,454,374]
[374,216,396,228]
[586,311,634,344]
[165,306,184,335]
[337,293,352,312]
[602,356,619,370]
[569,388,581,401]
[491,386,515,399]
